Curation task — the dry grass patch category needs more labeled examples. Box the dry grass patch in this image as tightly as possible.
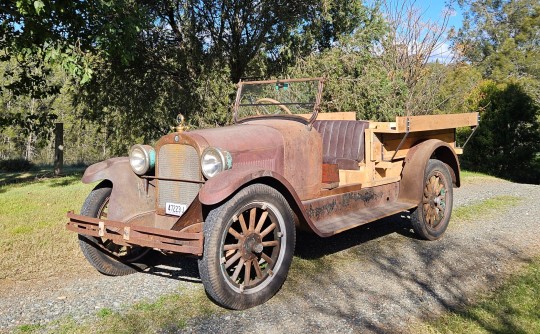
[0,174,95,281]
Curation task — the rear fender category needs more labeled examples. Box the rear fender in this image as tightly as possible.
[398,139,460,205]
[82,157,155,221]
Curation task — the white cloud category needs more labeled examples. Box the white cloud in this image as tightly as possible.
[428,42,456,64]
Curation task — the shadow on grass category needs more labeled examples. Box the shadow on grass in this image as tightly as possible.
[0,166,86,188]
[48,176,83,187]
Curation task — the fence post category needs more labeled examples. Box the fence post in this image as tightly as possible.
[54,123,63,176]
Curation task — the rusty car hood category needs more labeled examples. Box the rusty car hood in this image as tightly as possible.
[188,119,322,200]
[188,121,286,173]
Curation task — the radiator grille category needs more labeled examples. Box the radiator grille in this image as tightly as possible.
[157,144,201,209]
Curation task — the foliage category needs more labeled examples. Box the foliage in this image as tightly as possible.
[454,0,540,183]
[289,0,457,120]
[460,81,540,183]
[2,0,376,155]
[456,0,540,84]
[287,11,396,121]
[417,63,482,114]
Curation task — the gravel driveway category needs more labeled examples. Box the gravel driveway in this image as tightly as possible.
[1,176,539,333]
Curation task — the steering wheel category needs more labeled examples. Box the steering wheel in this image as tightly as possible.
[254,98,292,115]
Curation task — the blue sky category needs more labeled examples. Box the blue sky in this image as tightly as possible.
[415,0,464,30]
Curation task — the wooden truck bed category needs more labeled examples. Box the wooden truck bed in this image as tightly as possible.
[309,112,479,188]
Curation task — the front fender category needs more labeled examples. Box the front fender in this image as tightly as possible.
[81,157,155,221]
[82,157,128,184]
[398,139,460,205]
[199,167,300,206]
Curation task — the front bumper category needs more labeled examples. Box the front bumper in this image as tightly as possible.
[66,212,203,255]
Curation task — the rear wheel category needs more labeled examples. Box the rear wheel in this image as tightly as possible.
[410,159,453,240]
[78,183,150,276]
[198,184,296,310]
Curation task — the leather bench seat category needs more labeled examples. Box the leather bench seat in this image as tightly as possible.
[312,120,370,170]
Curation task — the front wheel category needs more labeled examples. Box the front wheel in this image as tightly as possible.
[410,159,454,240]
[78,183,151,276]
[198,184,296,310]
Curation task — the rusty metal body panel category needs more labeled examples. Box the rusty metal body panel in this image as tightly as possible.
[81,157,156,223]
[242,119,322,200]
[66,212,203,255]
[304,182,400,222]
[191,123,285,173]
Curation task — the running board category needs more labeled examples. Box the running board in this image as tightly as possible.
[312,201,415,236]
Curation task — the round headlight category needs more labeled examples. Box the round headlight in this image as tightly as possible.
[129,144,155,175]
[201,147,232,179]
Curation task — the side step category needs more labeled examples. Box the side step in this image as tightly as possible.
[312,201,415,236]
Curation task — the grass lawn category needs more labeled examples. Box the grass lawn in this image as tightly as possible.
[452,196,522,223]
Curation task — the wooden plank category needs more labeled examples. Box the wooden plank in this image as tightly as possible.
[380,129,455,160]
[298,112,356,120]
[370,131,382,162]
[369,122,397,131]
[395,113,478,133]
[339,169,367,186]
[375,161,394,169]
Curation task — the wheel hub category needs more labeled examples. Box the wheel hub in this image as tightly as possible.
[242,233,263,259]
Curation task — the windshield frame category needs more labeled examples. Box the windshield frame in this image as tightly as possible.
[233,77,325,124]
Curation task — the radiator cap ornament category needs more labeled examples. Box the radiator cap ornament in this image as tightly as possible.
[175,113,187,133]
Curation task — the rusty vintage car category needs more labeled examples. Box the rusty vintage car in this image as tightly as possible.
[67,78,479,309]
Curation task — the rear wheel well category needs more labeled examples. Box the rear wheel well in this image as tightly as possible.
[431,146,460,187]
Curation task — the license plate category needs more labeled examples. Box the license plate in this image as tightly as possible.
[165,202,187,217]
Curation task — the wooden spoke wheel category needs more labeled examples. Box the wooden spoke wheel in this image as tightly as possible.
[410,159,453,240]
[199,184,295,310]
[78,183,150,276]
[422,174,447,228]
[222,204,283,291]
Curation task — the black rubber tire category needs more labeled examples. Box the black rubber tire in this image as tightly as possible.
[198,184,296,310]
[78,183,150,276]
[410,159,454,240]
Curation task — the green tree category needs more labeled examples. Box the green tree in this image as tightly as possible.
[456,0,540,83]
[454,0,540,183]
[461,81,540,183]
[2,0,380,157]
